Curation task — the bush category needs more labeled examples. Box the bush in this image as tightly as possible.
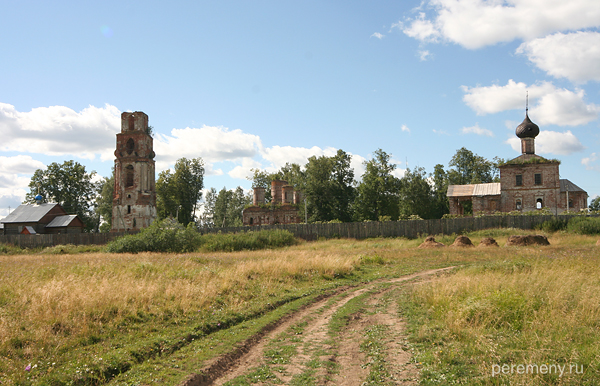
[106,220,297,253]
[535,218,569,233]
[200,229,297,252]
[567,217,600,235]
[106,219,201,253]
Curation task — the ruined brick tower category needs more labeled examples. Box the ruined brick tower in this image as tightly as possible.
[111,112,157,231]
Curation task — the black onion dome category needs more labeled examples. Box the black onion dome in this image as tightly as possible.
[516,113,539,138]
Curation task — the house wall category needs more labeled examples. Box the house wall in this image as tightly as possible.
[500,162,561,214]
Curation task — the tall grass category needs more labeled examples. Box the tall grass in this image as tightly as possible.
[105,219,297,253]
[400,246,600,384]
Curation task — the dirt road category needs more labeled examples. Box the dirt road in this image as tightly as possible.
[181,267,454,386]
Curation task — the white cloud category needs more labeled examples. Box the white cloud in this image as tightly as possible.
[506,130,584,155]
[462,124,493,137]
[0,155,45,174]
[399,0,600,49]
[371,32,384,39]
[0,103,120,161]
[0,155,46,217]
[261,145,338,171]
[401,12,440,43]
[517,32,600,83]
[227,158,263,180]
[401,124,411,133]
[419,50,432,61]
[462,80,599,126]
[154,125,262,173]
[582,153,600,172]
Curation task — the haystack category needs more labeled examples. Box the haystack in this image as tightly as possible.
[450,235,474,247]
[478,237,499,247]
[506,235,550,246]
[596,239,600,246]
[418,236,446,248]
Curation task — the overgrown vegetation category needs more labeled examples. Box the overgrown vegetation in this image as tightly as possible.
[399,249,600,384]
[105,218,297,253]
[1,230,599,384]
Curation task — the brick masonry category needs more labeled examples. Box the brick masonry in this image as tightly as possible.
[111,112,157,231]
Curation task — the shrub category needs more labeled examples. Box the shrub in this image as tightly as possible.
[200,229,297,252]
[535,218,569,233]
[567,216,600,235]
[106,221,297,253]
[106,219,201,253]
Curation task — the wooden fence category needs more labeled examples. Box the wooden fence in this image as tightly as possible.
[0,231,136,249]
[0,215,590,248]
[198,215,575,241]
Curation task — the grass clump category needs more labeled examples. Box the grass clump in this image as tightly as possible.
[566,216,600,235]
[200,229,297,252]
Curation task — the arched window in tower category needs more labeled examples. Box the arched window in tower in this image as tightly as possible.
[128,115,135,131]
[126,138,135,155]
[125,165,134,187]
[536,198,543,209]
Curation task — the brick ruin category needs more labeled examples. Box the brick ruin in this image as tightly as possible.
[111,112,157,231]
[447,111,588,215]
[242,180,302,226]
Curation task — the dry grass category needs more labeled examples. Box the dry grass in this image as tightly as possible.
[401,238,600,384]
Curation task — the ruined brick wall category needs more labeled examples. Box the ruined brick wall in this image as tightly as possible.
[499,162,561,214]
[243,180,301,226]
[112,112,157,231]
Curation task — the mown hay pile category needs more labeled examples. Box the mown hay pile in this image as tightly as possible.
[596,239,600,246]
[478,237,499,247]
[506,235,550,246]
[450,235,474,247]
[418,236,446,248]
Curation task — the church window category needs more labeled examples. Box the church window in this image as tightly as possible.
[536,198,543,209]
[128,115,135,131]
[127,205,131,214]
[516,199,522,210]
[126,138,135,155]
[534,173,542,185]
[516,174,523,186]
[569,199,574,208]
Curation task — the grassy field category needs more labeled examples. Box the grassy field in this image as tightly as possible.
[0,229,598,385]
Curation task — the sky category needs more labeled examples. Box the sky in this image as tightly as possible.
[1,0,600,219]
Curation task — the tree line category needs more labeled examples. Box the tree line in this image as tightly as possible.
[23,147,515,232]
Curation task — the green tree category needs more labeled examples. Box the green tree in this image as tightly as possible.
[96,170,114,233]
[589,196,600,212]
[431,164,450,218]
[354,149,401,221]
[156,157,205,225]
[211,187,251,227]
[448,147,495,185]
[398,166,435,219]
[25,160,99,231]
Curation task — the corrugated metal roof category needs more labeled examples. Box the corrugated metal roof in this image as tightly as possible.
[473,183,501,196]
[560,179,586,193]
[447,183,501,197]
[46,215,78,228]
[447,184,475,197]
[0,203,60,224]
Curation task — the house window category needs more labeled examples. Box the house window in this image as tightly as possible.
[516,174,523,186]
[536,198,543,209]
[516,199,522,210]
[534,173,542,185]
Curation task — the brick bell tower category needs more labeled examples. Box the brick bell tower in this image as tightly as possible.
[111,111,157,231]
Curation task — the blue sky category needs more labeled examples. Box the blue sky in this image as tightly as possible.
[1,0,600,218]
